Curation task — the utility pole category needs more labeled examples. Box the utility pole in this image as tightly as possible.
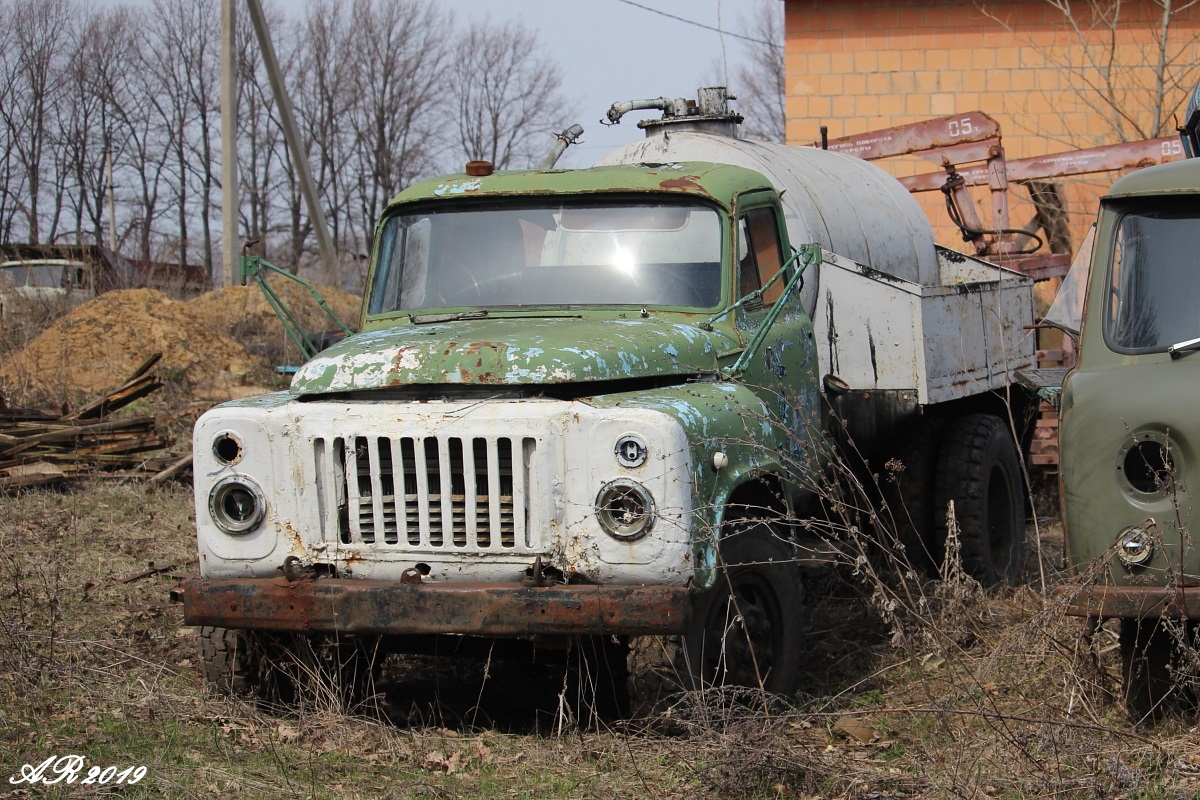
[220,0,238,287]
[246,0,338,277]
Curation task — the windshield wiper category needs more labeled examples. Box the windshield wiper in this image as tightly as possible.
[1167,335,1200,359]
[411,309,489,325]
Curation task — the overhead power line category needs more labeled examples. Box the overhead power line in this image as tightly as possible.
[613,0,782,50]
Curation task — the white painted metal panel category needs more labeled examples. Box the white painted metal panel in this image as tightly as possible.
[815,255,923,393]
[193,399,695,586]
[815,250,1035,404]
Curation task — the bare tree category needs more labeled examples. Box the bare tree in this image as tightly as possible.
[144,0,220,270]
[345,0,448,256]
[733,0,786,143]
[0,0,577,278]
[1,0,73,243]
[291,0,356,264]
[119,30,175,262]
[54,8,136,248]
[447,16,574,169]
[235,1,288,261]
[981,0,1200,143]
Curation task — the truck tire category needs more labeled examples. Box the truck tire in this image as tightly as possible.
[198,627,378,711]
[1120,618,1178,723]
[880,417,943,572]
[687,523,805,695]
[934,413,1025,586]
[625,634,687,715]
[626,523,805,714]
[198,626,253,697]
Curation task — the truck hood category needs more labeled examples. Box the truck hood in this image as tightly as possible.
[290,316,739,394]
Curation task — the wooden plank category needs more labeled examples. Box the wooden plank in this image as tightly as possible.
[67,353,164,421]
[150,454,193,484]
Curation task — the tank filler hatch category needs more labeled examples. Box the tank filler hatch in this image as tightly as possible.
[604,87,744,139]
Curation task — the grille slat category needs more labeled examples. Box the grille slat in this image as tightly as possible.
[317,435,534,551]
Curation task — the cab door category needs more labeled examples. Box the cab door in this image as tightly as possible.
[734,196,821,457]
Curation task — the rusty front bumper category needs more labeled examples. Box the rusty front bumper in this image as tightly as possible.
[178,577,691,637]
[1053,583,1200,619]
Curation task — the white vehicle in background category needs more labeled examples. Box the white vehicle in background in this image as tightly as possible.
[0,257,97,317]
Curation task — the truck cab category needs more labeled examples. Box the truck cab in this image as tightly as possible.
[1057,155,1200,720]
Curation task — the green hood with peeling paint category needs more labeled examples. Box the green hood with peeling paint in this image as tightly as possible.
[289,316,741,394]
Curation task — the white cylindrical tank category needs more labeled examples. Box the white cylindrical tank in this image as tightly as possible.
[596,129,939,316]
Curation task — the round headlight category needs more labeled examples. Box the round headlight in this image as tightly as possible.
[595,479,656,540]
[209,476,266,535]
[1116,524,1155,568]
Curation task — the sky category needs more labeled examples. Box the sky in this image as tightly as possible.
[244,0,765,168]
[421,0,762,168]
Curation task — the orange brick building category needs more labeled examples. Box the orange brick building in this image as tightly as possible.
[782,0,1200,252]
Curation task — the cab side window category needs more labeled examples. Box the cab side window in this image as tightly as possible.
[737,207,785,306]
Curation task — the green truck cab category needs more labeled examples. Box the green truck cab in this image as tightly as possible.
[1057,153,1200,720]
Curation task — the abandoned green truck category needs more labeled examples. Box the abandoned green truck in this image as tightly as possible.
[1054,105,1200,721]
[179,94,1036,709]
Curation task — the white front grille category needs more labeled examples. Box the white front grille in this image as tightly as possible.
[314,434,537,551]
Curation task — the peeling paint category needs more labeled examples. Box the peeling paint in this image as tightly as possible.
[292,317,736,394]
[432,178,482,196]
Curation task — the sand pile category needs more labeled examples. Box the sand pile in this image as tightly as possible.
[0,288,265,402]
[189,280,361,340]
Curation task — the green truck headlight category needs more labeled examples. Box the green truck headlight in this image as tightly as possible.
[209,476,266,535]
[595,479,656,540]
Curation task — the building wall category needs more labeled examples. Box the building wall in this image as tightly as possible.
[783,0,1200,253]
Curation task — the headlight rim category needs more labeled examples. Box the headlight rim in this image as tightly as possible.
[614,433,649,469]
[594,477,656,540]
[1116,523,1155,568]
[209,475,267,535]
[212,431,244,466]
[1116,430,1178,498]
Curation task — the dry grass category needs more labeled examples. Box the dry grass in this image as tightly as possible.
[188,280,361,368]
[2,480,1200,799]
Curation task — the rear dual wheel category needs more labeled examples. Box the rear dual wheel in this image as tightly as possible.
[934,413,1026,586]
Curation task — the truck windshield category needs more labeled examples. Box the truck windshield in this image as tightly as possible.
[0,262,71,288]
[1106,203,1200,352]
[368,200,722,314]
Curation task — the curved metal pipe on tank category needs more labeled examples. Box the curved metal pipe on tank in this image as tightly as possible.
[604,97,685,126]
[539,124,586,169]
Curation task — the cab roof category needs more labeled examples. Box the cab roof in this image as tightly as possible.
[1106,154,1200,199]
[388,161,776,210]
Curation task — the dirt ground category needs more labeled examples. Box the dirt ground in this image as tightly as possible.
[0,288,268,407]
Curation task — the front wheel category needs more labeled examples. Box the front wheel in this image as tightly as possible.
[934,413,1026,586]
[197,627,380,711]
[685,523,806,697]
[1120,618,1180,724]
[626,524,806,714]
